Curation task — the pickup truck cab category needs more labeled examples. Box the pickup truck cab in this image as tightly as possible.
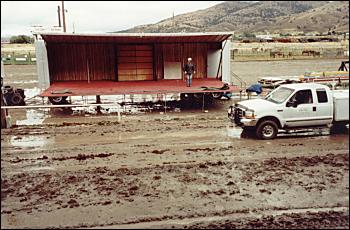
[228,83,349,139]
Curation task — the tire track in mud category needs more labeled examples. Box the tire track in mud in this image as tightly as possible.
[1,153,348,228]
[91,207,349,229]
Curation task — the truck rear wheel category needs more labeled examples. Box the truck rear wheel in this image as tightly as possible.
[330,122,348,134]
[256,120,278,140]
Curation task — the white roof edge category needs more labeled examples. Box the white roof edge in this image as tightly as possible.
[283,83,331,90]
[38,32,234,37]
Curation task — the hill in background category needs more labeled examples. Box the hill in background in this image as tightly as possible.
[119,1,349,35]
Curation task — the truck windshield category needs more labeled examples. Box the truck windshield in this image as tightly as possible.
[264,87,294,103]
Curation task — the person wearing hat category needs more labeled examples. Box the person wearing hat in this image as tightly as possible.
[183,57,196,87]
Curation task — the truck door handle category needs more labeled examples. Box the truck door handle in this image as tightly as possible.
[313,106,316,111]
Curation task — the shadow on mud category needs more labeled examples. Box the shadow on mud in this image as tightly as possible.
[229,127,348,140]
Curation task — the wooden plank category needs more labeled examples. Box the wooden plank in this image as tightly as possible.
[118,45,136,51]
[135,74,153,80]
[136,69,153,75]
[118,50,136,57]
[135,50,153,57]
[118,69,137,75]
[118,63,137,69]
[118,75,137,81]
[136,63,153,69]
[135,56,153,63]
[118,56,136,63]
[135,45,152,51]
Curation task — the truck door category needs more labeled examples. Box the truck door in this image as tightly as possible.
[314,88,333,125]
[284,89,318,127]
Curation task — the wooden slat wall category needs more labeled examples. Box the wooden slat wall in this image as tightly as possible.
[47,43,115,82]
[163,44,183,62]
[183,43,208,79]
[47,42,215,82]
[86,44,115,81]
[117,45,153,81]
[154,44,164,80]
[155,43,208,80]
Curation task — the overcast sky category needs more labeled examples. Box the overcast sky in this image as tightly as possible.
[1,1,223,36]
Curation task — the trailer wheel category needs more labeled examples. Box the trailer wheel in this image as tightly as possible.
[49,96,69,105]
[180,93,194,101]
[212,92,223,99]
[256,120,278,140]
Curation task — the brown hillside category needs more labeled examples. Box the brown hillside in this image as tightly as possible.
[118,1,349,34]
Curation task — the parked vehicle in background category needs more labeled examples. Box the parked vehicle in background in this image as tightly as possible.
[1,61,26,106]
[228,83,349,139]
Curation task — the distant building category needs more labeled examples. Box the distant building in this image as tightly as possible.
[256,33,280,41]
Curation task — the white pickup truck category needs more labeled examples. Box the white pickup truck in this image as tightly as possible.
[228,83,349,139]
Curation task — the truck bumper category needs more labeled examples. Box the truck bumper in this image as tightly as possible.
[228,106,258,127]
[240,118,258,127]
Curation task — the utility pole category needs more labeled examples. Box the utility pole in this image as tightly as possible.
[57,5,61,27]
[172,11,175,28]
[62,1,66,32]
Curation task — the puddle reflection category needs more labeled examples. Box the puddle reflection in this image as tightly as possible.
[10,135,53,149]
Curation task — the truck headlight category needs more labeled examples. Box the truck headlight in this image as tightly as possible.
[245,110,255,119]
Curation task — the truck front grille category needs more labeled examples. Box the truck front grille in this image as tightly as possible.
[234,107,243,124]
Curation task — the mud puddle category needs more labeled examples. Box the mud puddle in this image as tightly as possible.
[10,135,54,150]
[8,93,220,126]
[23,166,55,172]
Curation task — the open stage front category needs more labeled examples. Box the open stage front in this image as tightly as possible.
[39,79,240,97]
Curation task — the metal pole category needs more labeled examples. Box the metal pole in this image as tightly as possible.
[202,93,204,112]
[96,95,101,114]
[87,59,90,83]
[62,1,66,32]
[57,5,61,27]
[164,93,166,114]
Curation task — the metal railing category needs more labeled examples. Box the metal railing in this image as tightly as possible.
[231,70,247,91]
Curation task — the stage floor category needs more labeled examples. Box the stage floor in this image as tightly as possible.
[39,79,240,97]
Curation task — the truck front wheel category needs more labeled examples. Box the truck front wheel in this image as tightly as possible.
[256,120,278,140]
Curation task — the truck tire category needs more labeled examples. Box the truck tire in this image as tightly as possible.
[256,120,278,140]
[48,96,68,105]
[330,122,348,134]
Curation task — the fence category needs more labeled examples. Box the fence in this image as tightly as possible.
[1,52,36,65]
[231,47,348,61]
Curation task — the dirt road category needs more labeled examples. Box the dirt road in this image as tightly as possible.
[1,105,349,228]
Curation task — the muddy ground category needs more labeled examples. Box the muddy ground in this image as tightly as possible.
[1,59,349,228]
